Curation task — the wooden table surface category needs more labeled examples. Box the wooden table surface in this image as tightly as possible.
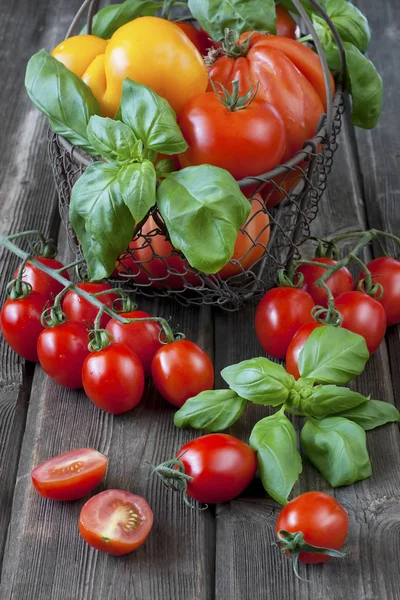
[0,1,399,599]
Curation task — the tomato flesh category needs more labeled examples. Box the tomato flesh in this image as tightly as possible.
[79,489,153,555]
[62,282,118,328]
[285,322,324,379]
[0,292,47,362]
[13,257,70,302]
[31,448,108,501]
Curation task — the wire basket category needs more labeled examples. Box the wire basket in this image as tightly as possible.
[50,0,346,311]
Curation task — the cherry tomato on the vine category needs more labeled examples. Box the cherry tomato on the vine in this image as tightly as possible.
[357,257,400,327]
[151,339,214,408]
[13,258,70,303]
[296,257,353,308]
[0,292,47,361]
[335,291,387,354]
[79,489,153,555]
[31,448,108,501]
[105,310,162,377]
[285,322,324,379]
[37,321,90,388]
[62,282,118,328]
[82,343,145,414]
[276,492,349,565]
[255,287,315,359]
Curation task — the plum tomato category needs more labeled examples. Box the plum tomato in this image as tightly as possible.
[62,282,118,328]
[296,257,353,308]
[335,290,387,353]
[0,291,47,361]
[13,257,70,302]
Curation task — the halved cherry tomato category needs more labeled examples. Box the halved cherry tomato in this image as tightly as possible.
[0,292,47,362]
[255,287,315,359]
[79,489,153,555]
[13,258,70,303]
[82,343,145,414]
[105,310,162,377]
[37,321,90,388]
[335,290,386,353]
[357,257,400,326]
[31,448,108,501]
[151,339,214,408]
[296,257,353,308]
[62,282,118,328]
[285,322,324,379]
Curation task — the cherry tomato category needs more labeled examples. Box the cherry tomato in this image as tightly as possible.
[276,4,297,39]
[285,322,324,379]
[13,257,70,303]
[175,22,217,55]
[151,339,214,408]
[255,287,315,359]
[357,257,400,326]
[31,448,107,501]
[82,343,145,414]
[335,291,387,353]
[62,282,118,328]
[178,90,286,180]
[296,257,353,308]
[79,489,153,555]
[276,492,349,564]
[175,434,257,504]
[105,310,162,377]
[0,292,47,361]
[37,321,90,388]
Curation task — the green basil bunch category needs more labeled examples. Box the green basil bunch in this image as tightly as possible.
[25,51,250,281]
[174,326,400,505]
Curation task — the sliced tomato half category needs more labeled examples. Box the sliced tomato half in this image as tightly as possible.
[31,448,108,501]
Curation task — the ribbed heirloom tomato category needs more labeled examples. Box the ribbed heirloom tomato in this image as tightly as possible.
[0,292,47,361]
[62,282,118,328]
[296,257,353,307]
[31,448,108,501]
[13,257,70,303]
[357,257,400,326]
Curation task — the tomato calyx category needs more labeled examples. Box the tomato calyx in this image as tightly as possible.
[110,288,137,313]
[6,276,33,301]
[152,455,203,509]
[277,267,304,289]
[210,78,259,112]
[222,28,254,59]
[276,530,346,579]
[311,237,340,260]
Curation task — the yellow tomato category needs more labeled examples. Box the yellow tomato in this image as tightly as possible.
[85,16,208,118]
[51,35,109,78]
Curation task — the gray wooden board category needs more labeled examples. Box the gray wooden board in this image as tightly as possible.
[0,0,399,599]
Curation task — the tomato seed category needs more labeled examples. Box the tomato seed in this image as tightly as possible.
[51,460,85,476]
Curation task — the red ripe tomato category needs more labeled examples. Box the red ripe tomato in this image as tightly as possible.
[151,339,214,408]
[357,257,400,327]
[13,258,70,302]
[175,433,257,503]
[82,343,145,414]
[79,489,153,555]
[296,257,353,307]
[178,90,286,180]
[105,310,162,376]
[0,292,47,361]
[255,287,315,359]
[276,492,348,564]
[175,21,218,55]
[62,282,118,328]
[276,4,297,39]
[31,448,108,501]
[285,322,324,379]
[335,291,387,354]
[218,195,270,278]
[37,321,90,388]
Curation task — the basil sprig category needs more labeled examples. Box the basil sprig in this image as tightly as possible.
[81,0,162,39]
[174,390,247,432]
[336,399,400,431]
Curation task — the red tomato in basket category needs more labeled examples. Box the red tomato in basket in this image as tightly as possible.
[175,22,218,55]
[276,5,297,39]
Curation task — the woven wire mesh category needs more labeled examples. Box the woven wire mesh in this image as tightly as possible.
[49,85,344,311]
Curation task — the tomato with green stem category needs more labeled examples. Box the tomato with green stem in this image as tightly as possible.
[79,489,153,555]
[356,257,400,326]
[285,322,324,379]
[31,448,108,501]
[154,433,257,504]
[1,291,47,362]
[62,282,118,328]
[13,257,70,302]
[296,258,353,308]
[151,339,214,408]
[335,291,386,353]
[255,287,315,359]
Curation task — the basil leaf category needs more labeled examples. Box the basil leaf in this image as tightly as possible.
[70,163,134,280]
[300,385,369,418]
[301,416,372,487]
[121,79,187,154]
[157,166,250,274]
[118,160,157,222]
[156,158,176,176]
[322,0,370,54]
[221,357,294,406]
[188,0,276,41]
[174,389,247,432]
[344,42,383,130]
[336,400,400,431]
[250,411,302,505]
[82,0,162,38]
[278,0,314,16]
[25,49,100,153]
[87,116,138,164]
[298,326,369,385]
[312,16,342,72]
